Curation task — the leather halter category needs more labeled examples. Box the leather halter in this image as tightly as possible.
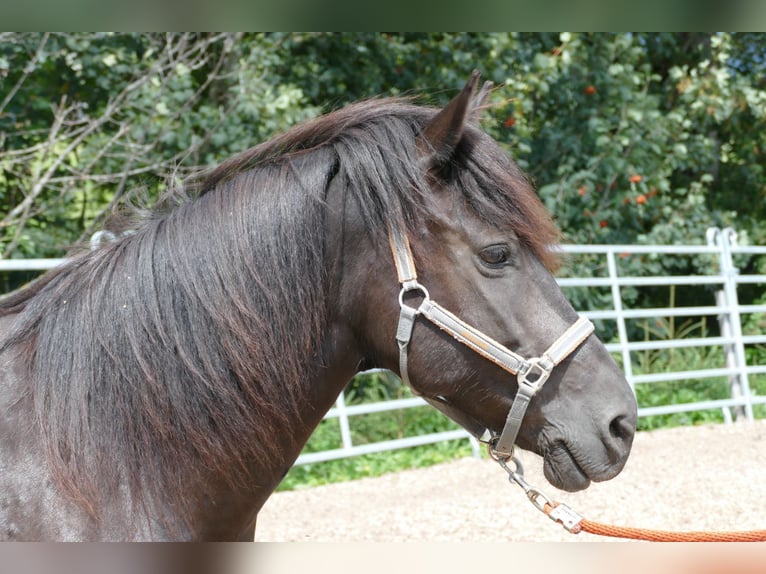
[388,221,595,458]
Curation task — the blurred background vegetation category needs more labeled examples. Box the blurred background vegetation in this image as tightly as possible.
[2,33,765,487]
[3,32,764,333]
[2,33,765,262]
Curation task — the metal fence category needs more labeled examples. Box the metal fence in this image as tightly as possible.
[2,227,765,466]
[558,227,766,422]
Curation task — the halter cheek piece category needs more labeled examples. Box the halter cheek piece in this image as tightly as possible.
[388,222,595,459]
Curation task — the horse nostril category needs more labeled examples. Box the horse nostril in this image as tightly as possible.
[609,414,634,444]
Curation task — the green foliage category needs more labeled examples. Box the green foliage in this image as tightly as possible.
[742,289,766,418]
[636,378,731,430]
[632,312,730,430]
[5,32,765,304]
[278,370,472,491]
[0,33,319,265]
[3,33,765,262]
[279,440,473,491]
[493,33,752,248]
[625,283,765,431]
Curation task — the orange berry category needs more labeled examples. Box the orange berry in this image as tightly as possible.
[636,194,647,204]
[503,116,516,128]
[584,85,596,95]
[600,220,608,228]
[629,174,642,183]
[578,186,587,196]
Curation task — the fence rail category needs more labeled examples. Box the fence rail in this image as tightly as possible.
[2,227,765,465]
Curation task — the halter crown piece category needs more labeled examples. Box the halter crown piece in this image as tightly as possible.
[388,221,595,458]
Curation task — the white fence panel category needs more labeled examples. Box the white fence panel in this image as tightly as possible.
[2,227,765,465]
[557,228,766,426]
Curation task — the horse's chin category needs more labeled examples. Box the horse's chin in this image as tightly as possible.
[541,442,593,492]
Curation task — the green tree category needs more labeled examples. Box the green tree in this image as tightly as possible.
[0,33,318,263]
[2,32,764,274]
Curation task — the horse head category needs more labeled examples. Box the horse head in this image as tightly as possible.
[336,72,637,492]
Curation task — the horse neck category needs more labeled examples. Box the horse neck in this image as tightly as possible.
[182,169,369,537]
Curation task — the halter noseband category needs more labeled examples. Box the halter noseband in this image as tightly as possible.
[388,221,595,458]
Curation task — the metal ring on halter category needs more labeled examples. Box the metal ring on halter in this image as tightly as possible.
[398,281,430,310]
[486,436,516,464]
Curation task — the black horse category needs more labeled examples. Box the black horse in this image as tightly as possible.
[0,73,636,541]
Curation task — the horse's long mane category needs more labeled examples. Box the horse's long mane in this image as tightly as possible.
[0,97,559,524]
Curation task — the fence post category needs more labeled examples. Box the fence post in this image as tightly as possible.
[335,391,354,452]
[606,248,635,396]
[707,227,753,421]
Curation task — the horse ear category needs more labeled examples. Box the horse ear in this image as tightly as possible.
[418,70,482,166]
[469,80,494,122]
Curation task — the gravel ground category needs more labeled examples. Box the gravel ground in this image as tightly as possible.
[256,420,766,542]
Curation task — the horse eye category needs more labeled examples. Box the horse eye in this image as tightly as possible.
[479,244,511,268]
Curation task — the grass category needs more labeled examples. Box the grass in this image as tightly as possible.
[277,399,475,491]
[631,312,732,430]
[629,288,766,429]
[278,439,474,491]
[277,370,476,491]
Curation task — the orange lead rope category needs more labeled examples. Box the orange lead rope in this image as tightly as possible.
[550,503,766,542]
[494,450,766,542]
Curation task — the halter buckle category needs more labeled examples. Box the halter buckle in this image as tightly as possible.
[517,356,554,390]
